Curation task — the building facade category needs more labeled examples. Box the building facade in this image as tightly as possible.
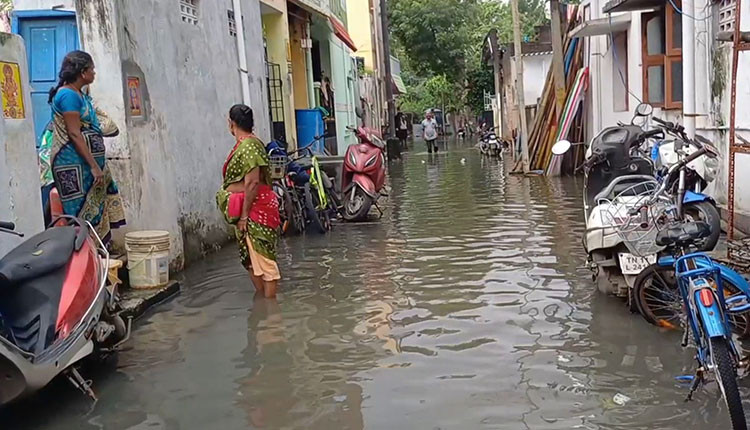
[577,0,750,231]
[12,0,271,267]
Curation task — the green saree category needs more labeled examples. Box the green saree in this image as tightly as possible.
[216,136,279,268]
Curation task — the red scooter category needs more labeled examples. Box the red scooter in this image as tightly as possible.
[342,127,387,221]
[0,216,129,405]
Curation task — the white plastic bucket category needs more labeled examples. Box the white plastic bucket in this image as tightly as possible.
[125,230,170,289]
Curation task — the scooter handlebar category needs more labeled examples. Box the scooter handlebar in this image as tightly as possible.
[0,221,15,230]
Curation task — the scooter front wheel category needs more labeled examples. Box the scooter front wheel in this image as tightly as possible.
[343,186,373,221]
[683,201,721,252]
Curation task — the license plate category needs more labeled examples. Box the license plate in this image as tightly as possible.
[618,253,657,275]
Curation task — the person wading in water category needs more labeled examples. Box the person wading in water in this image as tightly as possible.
[216,105,282,298]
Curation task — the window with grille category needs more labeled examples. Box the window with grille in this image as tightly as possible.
[718,0,737,32]
[180,0,198,25]
[228,10,237,37]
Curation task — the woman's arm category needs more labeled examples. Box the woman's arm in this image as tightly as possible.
[237,167,261,231]
[62,111,104,182]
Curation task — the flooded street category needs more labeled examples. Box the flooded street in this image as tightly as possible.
[4,140,747,429]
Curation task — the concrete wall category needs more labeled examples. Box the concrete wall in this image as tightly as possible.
[112,0,270,266]
[516,54,551,107]
[0,33,44,257]
[13,0,75,10]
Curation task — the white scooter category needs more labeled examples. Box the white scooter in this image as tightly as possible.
[552,104,663,303]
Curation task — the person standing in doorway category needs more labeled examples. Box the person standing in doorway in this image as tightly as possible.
[216,104,282,298]
[395,110,409,149]
[422,111,439,153]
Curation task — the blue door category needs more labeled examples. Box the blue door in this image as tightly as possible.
[17,16,79,142]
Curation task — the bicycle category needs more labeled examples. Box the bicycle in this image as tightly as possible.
[268,145,305,236]
[614,138,749,429]
[287,136,340,234]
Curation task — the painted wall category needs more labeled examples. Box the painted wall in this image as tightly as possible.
[262,5,297,148]
[289,15,309,109]
[329,37,357,152]
[0,33,44,257]
[346,0,375,70]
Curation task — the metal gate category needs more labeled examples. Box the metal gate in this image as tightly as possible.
[266,62,286,144]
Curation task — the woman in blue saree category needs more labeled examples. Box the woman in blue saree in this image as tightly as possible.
[49,51,125,244]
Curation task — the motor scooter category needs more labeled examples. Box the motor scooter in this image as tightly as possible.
[552,104,663,301]
[0,216,129,405]
[342,126,386,221]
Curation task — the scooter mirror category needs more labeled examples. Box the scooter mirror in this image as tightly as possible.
[635,103,653,117]
[551,140,572,155]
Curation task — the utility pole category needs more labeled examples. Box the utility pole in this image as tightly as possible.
[549,0,567,117]
[488,30,504,142]
[380,0,396,137]
[510,0,529,172]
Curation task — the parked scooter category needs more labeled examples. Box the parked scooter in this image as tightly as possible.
[342,126,386,221]
[552,104,663,300]
[553,104,722,304]
[0,217,129,405]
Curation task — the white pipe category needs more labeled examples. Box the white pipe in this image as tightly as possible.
[233,0,251,105]
[682,0,696,138]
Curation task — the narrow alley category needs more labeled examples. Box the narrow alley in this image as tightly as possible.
[2,140,742,429]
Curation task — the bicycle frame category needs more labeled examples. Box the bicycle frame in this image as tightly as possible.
[308,156,328,210]
[672,253,750,364]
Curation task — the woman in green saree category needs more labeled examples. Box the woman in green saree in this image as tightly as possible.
[217,105,281,298]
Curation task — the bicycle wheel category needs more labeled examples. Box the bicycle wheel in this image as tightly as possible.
[304,183,329,234]
[634,264,750,337]
[289,189,306,235]
[710,337,747,430]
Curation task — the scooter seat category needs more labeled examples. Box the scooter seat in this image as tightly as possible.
[655,221,711,248]
[0,226,77,287]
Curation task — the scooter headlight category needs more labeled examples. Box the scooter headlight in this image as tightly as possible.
[365,154,378,168]
[349,151,357,166]
[704,156,719,183]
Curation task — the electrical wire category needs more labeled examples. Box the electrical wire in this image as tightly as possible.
[608,14,643,104]
[667,0,714,21]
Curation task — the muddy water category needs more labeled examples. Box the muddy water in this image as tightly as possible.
[4,140,747,429]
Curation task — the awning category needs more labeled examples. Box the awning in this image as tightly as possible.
[329,17,357,52]
[569,13,631,38]
[392,75,407,95]
[603,0,664,14]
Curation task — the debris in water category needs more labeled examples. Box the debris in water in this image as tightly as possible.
[460,158,466,164]
[612,393,631,406]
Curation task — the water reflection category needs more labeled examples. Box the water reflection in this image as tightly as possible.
[2,141,748,429]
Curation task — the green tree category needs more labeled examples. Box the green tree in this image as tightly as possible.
[390,0,548,115]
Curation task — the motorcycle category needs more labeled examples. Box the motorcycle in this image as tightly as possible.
[267,141,306,236]
[342,126,386,221]
[0,217,129,405]
[650,124,721,250]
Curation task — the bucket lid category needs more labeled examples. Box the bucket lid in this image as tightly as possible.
[125,230,170,243]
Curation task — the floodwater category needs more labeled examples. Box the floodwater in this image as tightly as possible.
[3,139,748,429]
